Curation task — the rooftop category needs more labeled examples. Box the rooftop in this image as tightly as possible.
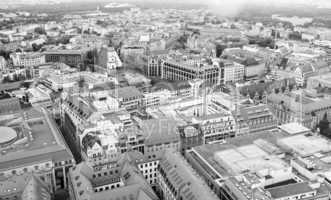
[0,107,73,171]
[278,134,331,157]
[278,122,310,135]
[160,151,219,200]
[267,182,315,199]
[141,118,180,146]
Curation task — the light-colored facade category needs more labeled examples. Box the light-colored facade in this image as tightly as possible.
[223,60,245,83]
[10,52,46,67]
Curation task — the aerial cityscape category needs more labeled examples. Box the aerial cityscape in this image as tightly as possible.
[1,0,331,199]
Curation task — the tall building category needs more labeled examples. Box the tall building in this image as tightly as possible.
[0,56,7,70]
[161,56,221,86]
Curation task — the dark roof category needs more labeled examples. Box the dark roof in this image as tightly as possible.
[268,182,315,199]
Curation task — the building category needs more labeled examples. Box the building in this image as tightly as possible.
[0,107,75,191]
[0,56,7,70]
[178,124,204,154]
[291,60,330,87]
[44,50,86,67]
[109,86,144,111]
[158,150,219,200]
[141,118,180,158]
[10,52,46,67]
[307,72,331,89]
[185,128,331,200]
[192,112,236,144]
[97,46,122,72]
[268,89,331,128]
[221,59,245,83]
[161,56,221,86]
[0,173,52,200]
[43,71,112,91]
[145,50,168,77]
[233,103,278,134]
[68,155,159,200]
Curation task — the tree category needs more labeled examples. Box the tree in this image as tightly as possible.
[34,27,46,35]
[32,43,42,52]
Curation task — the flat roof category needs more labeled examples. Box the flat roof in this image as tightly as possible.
[0,107,73,170]
[278,134,331,157]
[0,127,17,144]
[214,144,288,175]
[268,182,315,199]
[278,123,310,135]
[189,130,288,178]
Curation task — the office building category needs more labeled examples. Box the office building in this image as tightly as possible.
[161,56,221,86]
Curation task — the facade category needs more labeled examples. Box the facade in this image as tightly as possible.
[178,124,204,154]
[192,113,236,144]
[267,89,331,128]
[97,46,122,72]
[233,103,278,134]
[221,59,245,83]
[10,52,46,67]
[110,86,144,111]
[290,60,329,87]
[145,50,168,77]
[44,50,86,67]
[161,58,221,86]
